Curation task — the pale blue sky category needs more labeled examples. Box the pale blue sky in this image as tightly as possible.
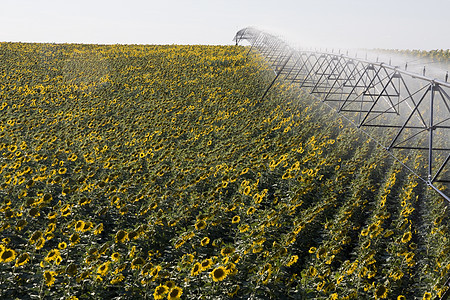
[1,0,449,50]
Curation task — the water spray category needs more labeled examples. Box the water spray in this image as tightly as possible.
[234,27,450,204]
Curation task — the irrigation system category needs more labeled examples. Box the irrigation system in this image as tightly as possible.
[234,27,450,204]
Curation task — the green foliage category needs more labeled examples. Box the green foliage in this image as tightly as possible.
[0,43,449,299]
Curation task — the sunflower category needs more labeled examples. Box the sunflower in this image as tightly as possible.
[110,274,125,284]
[74,220,85,232]
[239,224,249,233]
[195,220,206,230]
[201,237,210,246]
[29,207,40,218]
[401,231,412,243]
[150,265,161,278]
[115,230,128,243]
[397,295,406,300]
[316,247,326,259]
[82,221,93,232]
[174,240,185,249]
[97,261,111,277]
[18,189,27,199]
[15,252,30,267]
[66,264,78,276]
[386,264,401,278]
[182,253,194,264]
[45,232,54,241]
[29,231,42,244]
[231,216,240,224]
[191,262,202,276]
[201,258,214,271]
[131,257,146,270]
[0,248,17,263]
[252,245,263,253]
[79,197,91,206]
[211,266,228,282]
[8,144,17,152]
[240,167,249,175]
[243,186,251,196]
[153,284,169,300]
[140,262,153,276]
[246,207,255,215]
[225,262,238,276]
[167,286,183,300]
[422,292,432,300]
[44,270,57,287]
[60,204,72,216]
[286,255,298,267]
[308,266,317,277]
[47,212,57,220]
[68,153,78,162]
[111,252,120,261]
[374,285,388,299]
[35,237,46,250]
[93,223,104,235]
[221,246,235,257]
[77,270,91,283]
[129,246,136,258]
[45,223,56,234]
[405,252,415,265]
[58,242,67,250]
[69,233,80,246]
[45,249,61,262]
[115,263,127,275]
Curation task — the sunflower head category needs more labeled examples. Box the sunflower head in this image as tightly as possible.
[69,232,80,245]
[15,252,30,267]
[374,285,388,299]
[153,284,169,300]
[422,292,432,300]
[115,230,128,243]
[401,231,412,243]
[191,262,202,276]
[66,264,78,276]
[131,257,146,269]
[231,216,240,224]
[201,237,210,246]
[167,286,183,300]
[44,271,56,287]
[201,258,213,271]
[111,252,120,261]
[75,220,85,232]
[195,220,206,230]
[220,246,235,257]
[211,266,228,282]
[97,261,111,276]
[0,248,17,263]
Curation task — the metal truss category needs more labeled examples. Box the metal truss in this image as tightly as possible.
[234,27,450,203]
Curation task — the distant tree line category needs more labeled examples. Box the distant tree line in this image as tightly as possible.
[375,49,450,64]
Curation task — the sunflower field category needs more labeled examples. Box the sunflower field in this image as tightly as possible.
[0,42,449,300]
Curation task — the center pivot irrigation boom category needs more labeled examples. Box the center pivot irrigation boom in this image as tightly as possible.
[234,27,450,203]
